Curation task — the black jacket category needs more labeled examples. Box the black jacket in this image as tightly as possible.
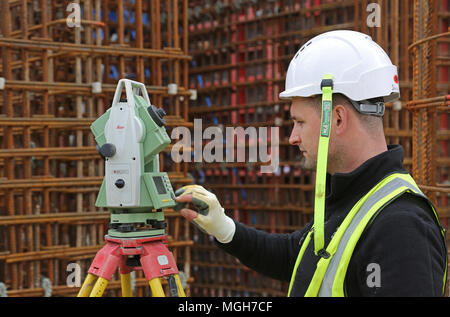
[216,145,448,296]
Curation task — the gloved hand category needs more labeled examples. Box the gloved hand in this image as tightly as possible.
[174,185,236,243]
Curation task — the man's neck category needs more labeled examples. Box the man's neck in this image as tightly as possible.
[331,137,388,175]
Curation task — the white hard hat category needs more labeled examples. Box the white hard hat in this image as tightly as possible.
[279,30,400,109]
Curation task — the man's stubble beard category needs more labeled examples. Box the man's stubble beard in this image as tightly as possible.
[300,152,318,171]
[300,149,341,173]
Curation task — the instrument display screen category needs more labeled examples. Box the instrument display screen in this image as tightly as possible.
[153,176,167,194]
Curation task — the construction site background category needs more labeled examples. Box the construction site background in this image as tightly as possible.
[0,0,448,297]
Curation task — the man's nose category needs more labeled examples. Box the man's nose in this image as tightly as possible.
[289,127,301,145]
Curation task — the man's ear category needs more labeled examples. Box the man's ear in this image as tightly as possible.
[333,104,348,136]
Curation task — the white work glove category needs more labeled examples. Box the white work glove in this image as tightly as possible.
[174,185,236,243]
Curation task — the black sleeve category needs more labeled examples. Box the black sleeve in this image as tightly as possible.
[214,220,309,282]
[347,193,447,296]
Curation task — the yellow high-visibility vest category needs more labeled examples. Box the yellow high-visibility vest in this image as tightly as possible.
[288,172,448,297]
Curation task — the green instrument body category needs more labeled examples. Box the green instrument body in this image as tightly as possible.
[91,79,176,238]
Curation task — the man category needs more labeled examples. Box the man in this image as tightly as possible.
[175,30,448,296]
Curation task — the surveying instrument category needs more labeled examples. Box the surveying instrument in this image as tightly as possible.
[77,79,185,297]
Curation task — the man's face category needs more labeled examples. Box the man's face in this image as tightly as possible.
[288,98,322,170]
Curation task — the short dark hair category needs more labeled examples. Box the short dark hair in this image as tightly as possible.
[308,93,383,135]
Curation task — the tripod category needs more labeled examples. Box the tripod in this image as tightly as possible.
[77,234,185,297]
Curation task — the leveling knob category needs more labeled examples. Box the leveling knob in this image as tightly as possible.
[115,179,125,189]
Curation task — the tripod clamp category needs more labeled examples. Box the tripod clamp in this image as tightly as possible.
[77,235,185,297]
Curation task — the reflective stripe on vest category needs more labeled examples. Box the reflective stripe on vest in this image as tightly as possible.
[287,172,447,297]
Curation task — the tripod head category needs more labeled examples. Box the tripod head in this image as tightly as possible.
[91,79,176,238]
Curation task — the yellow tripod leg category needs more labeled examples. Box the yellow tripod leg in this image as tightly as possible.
[174,274,186,297]
[149,278,165,297]
[89,277,109,297]
[120,273,132,297]
[77,273,97,297]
